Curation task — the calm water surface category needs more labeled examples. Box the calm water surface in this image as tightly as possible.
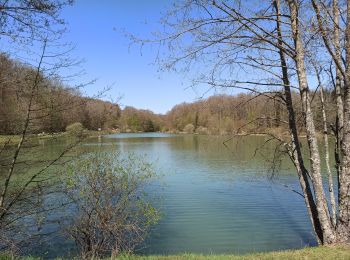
[100,133,316,254]
[25,133,318,257]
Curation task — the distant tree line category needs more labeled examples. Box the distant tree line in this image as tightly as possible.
[0,52,165,135]
[103,91,336,135]
[0,53,338,136]
[118,106,163,132]
[163,92,336,135]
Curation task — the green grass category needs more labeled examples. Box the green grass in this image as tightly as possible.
[0,135,21,145]
[115,246,350,260]
[0,133,66,145]
[2,246,349,260]
[0,129,112,145]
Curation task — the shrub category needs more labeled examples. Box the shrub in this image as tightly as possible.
[65,122,84,137]
[64,152,160,258]
[196,126,210,135]
[183,123,195,134]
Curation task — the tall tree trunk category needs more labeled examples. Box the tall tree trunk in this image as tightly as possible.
[337,0,350,243]
[332,0,344,199]
[319,80,337,227]
[273,0,324,243]
[287,0,336,244]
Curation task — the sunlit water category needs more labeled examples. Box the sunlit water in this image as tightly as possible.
[17,133,322,257]
[100,133,317,255]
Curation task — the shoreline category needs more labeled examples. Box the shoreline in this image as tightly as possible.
[1,245,349,259]
[0,130,325,145]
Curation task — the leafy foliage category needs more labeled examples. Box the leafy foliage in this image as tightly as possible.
[65,122,84,137]
[183,123,195,134]
[64,151,160,258]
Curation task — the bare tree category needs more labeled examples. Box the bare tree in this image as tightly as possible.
[0,0,73,44]
[136,0,350,244]
[0,39,87,253]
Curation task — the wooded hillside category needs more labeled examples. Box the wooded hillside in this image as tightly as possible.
[0,54,121,134]
[163,92,335,135]
[0,54,337,136]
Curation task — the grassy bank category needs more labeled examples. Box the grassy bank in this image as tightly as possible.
[0,129,116,145]
[116,246,350,260]
[0,135,22,144]
[1,246,350,260]
[0,133,66,145]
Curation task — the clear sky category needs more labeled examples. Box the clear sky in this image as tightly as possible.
[58,0,216,114]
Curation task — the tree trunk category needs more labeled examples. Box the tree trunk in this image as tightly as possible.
[273,0,324,243]
[287,0,336,244]
[333,0,344,182]
[319,82,337,227]
[337,0,350,243]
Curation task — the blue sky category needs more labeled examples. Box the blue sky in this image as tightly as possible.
[58,0,214,114]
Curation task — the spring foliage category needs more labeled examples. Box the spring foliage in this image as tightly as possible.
[64,151,160,258]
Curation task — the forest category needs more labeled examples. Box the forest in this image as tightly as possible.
[0,54,120,134]
[0,53,337,136]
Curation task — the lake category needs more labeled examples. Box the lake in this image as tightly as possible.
[95,133,317,255]
[12,133,320,257]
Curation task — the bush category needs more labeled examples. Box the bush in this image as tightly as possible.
[65,122,84,137]
[64,152,160,258]
[183,123,195,134]
[196,126,210,135]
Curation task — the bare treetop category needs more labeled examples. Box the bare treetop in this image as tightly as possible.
[0,0,73,43]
